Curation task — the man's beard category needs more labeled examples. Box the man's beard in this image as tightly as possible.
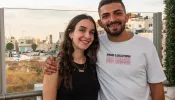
[104,21,126,37]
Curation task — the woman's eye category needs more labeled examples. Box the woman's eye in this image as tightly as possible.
[90,31,95,34]
[79,29,85,32]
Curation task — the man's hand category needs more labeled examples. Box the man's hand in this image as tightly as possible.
[43,56,59,75]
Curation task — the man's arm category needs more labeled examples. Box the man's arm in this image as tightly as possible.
[149,82,165,100]
[43,56,59,75]
[145,41,166,100]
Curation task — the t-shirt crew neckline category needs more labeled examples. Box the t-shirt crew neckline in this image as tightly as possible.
[105,33,136,45]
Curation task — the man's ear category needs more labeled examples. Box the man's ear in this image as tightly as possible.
[125,14,129,23]
[97,19,104,28]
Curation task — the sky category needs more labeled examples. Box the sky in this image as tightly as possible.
[0,0,165,42]
[0,0,165,12]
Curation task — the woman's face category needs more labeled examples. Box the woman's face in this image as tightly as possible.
[69,19,95,51]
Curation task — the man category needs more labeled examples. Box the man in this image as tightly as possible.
[43,0,166,100]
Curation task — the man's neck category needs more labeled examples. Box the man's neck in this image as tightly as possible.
[107,30,133,42]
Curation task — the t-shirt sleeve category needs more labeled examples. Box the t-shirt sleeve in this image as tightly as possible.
[145,42,166,83]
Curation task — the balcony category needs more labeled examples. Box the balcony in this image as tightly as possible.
[0,8,164,100]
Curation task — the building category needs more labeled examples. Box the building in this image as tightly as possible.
[36,43,57,52]
[59,32,65,45]
[45,35,53,44]
[18,37,35,52]
[35,34,58,52]
[5,36,18,51]
[36,38,41,45]
[126,14,153,34]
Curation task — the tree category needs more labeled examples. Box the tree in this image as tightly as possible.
[6,43,14,57]
[164,0,175,85]
[6,43,14,51]
[31,43,37,51]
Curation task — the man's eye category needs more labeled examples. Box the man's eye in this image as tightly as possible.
[102,15,108,19]
[116,12,122,15]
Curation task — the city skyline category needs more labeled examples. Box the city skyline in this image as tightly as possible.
[1,0,165,42]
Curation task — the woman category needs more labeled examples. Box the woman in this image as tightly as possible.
[43,14,100,100]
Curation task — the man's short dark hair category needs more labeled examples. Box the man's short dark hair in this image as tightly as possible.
[98,0,126,14]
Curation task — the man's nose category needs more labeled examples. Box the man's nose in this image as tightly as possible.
[110,14,116,22]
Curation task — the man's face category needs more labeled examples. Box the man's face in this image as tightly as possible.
[99,3,128,37]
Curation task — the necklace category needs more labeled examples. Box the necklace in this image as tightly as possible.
[73,61,87,72]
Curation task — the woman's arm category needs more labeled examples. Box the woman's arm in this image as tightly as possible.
[43,64,60,100]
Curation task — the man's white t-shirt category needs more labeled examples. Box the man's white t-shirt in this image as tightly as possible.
[97,34,166,100]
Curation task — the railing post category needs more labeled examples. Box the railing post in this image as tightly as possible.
[0,8,6,98]
[153,12,162,64]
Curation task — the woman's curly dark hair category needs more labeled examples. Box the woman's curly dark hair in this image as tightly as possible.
[58,14,99,89]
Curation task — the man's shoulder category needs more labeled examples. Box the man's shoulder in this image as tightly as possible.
[133,35,156,52]
[134,35,153,45]
[98,34,106,39]
[98,34,107,43]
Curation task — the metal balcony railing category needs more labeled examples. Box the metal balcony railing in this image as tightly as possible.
[0,90,42,100]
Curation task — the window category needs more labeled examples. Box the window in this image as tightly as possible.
[139,24,142,28]
[26,40,33,44]
[149,24,153,27]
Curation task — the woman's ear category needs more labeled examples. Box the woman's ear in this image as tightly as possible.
[97,19,104,28]
[69,32,73,40]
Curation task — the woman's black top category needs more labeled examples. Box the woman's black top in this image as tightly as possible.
[57,58,100,100]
